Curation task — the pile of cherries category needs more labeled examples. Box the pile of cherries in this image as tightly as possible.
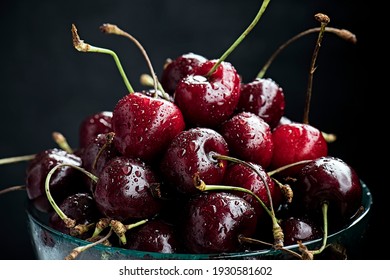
[1,3,364,260]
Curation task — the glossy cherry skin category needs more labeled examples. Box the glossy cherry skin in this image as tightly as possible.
[159,127,229,195]
[222,162,282,222]
[112,92,186,164]
[160,52,207,95]
[78,111,113,149]
[93,156,163,221]
[219,111,274,169]
[125,219,182,253]
[49,192,100,239]
[181,191,257,254]
[80,133,120,192]
[174,60,241,128]
[270,122,328,176]
[294,156,363,228]
[237,78,285,129]
[281,216,322,246]
[26,148,86,212]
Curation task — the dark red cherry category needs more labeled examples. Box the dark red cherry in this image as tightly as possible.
[160,52,207,95]
[222,162,283,222]
[294,156,363,229]
[80,132,120,192]
[125,219,182,253]
[181,191,257,254]
[159,127,229,195]
[281,216,322,246]
[237,78,285,129]
[112,92,185,164]
[78,111,113,149]
[49,192,99,239]
[93,156,163,221]
[219,111,274,169]
[270,122,328,176]
[174,60,241,128]
[26,148,85,212]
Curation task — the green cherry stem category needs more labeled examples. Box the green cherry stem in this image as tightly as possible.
[205,0,271,77]
[267,159,312,177]
[307,202,329,256]
[195,180,272,218]
[52,131,73,153]
[257,26,356,79]
[303,13,330,125]
[71,24,134,94]
[0,154,35,165]
[44,163,99,228]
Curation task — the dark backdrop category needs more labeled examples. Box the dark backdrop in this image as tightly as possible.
[0,0,384,260]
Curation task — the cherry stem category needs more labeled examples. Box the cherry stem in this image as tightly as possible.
[303,13,330,125]
[0,154,35,165]
[0,185,26,196]
[92,132,115,172]
[52,132,73,153]
[44,163,99,227]
[65,228,113,260]
[110,218,149,245]
[196,182,273,218]
[238,235,303,260]
[71,24,134,94]
[257,26,356,79]
[205,0,271,77]
[267,159,312,177]
[140,73,166,94]
[99,23,170,101]
[308,202,329,256]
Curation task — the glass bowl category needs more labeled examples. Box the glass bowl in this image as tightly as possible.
[26,181,372,260]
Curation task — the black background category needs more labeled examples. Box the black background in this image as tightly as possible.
[0,0,385,260]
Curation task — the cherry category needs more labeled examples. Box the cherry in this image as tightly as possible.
[293,156,363,228]
[111,91,186,163]
[93,156,163,222]
[159,127,229,195]
[270,122,328,176]
[25,148,86,212]
[281,216,322,246]
[125,219,182,254]
[237,78,285,129]
[174,59,241,128]
[219,111,274,169]
[49,192,99,239]
[222,162,282,223]
[80,132,119,192]
[78,111,113,149]
[160,52,207,95]
[180,191,257,254]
